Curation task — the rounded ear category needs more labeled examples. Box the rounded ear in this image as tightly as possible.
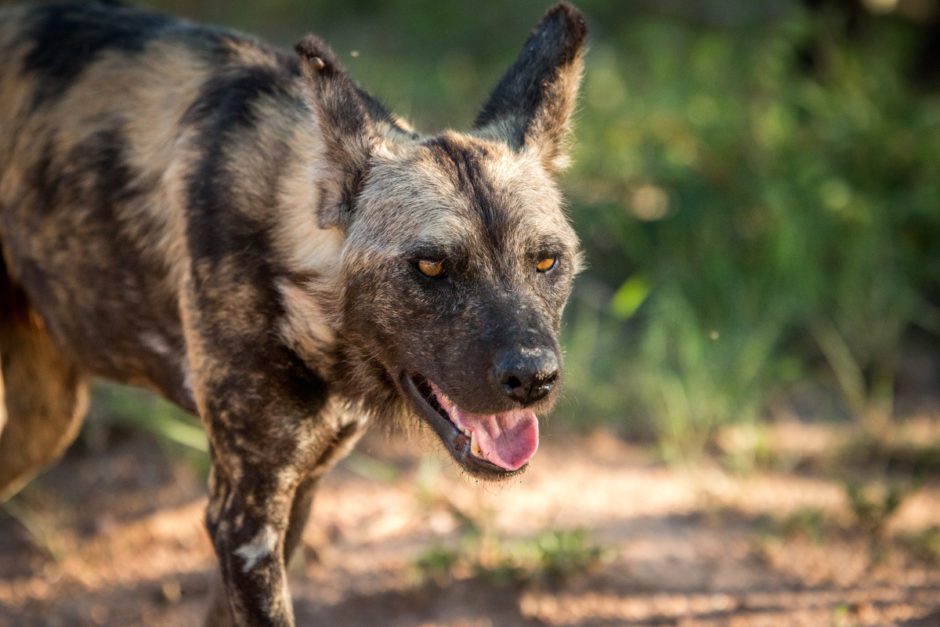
[473,3,587,172]
[295,35,384,229]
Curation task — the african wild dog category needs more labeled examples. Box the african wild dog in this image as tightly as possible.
[0,1,586,624]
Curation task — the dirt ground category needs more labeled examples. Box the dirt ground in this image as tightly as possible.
[2,419,940,627]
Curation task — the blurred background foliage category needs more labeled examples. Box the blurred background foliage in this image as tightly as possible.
[94,0,940,462]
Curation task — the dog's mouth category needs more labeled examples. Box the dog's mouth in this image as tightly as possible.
[400,372,539,478]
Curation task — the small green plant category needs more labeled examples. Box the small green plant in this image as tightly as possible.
[414,545,462,585]
[534,529,606,584]
[470,540,531,587]
[412,491,605,587]
[778,507,828,544]
[414,527,605,587]
[899,526,940,565]
[832,603,852,627]
[844,479,916,538]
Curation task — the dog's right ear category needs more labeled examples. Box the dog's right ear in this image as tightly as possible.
[473,3,587,173]
[295,35,384,230]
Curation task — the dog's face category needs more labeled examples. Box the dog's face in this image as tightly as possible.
[296,4,586,478]
[344,136,581,477]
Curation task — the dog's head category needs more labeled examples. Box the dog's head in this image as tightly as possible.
[295,4,586,478]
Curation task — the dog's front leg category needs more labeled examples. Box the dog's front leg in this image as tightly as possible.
[206,449,310,626]
[190,354,366,627]
[203,455,298,627]
[187,352,337,626]
[203,470,326,627]
[201,418,365,626]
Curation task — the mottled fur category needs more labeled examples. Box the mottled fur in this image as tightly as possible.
[0,2,586,625]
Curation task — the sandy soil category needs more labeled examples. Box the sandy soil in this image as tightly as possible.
[2,423,940,626]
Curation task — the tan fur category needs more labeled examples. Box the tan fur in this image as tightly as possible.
[0,292,88,501]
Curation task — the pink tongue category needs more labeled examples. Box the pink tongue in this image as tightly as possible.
[429,382,539,471]
[450,408,539,471]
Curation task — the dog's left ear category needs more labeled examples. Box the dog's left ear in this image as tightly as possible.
[474,3,587,172]
[295,35,386,230]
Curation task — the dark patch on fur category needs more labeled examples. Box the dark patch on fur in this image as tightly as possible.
[182,66,292,130]
[423,136,502,236]
[79,127,147,211]
[473,3,586,148]
[183,66,294,263]
[338,168,366,226]
[19,2,260,111]
[22,2,172,108]
[0,245,32,328]
[199,346,329,447]
[24,135,61,218]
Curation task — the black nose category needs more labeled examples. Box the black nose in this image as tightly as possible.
[495,349,560,406]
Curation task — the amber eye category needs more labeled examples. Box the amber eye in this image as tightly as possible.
[536,257,557,273]
[417,259,445,278]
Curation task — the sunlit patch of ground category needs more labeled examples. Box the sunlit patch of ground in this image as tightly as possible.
[2,420,940,626]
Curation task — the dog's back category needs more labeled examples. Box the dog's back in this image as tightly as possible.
[0,2,307,404]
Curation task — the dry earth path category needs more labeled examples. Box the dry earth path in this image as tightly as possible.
[2,423,939,626]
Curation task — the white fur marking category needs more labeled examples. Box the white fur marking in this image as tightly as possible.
[140,332,171,356]
[181,358,196,400]
[235,525,278,573]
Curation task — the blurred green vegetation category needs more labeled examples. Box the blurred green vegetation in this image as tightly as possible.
[560,1,940,459]
[95,1,939,458]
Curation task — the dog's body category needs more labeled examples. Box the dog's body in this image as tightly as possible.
[0,2,585,624]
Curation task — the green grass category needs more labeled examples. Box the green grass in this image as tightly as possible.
[557,3,940,452]
[90,383,206,453]
[412,462,606,586]
[414,527,606,587]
